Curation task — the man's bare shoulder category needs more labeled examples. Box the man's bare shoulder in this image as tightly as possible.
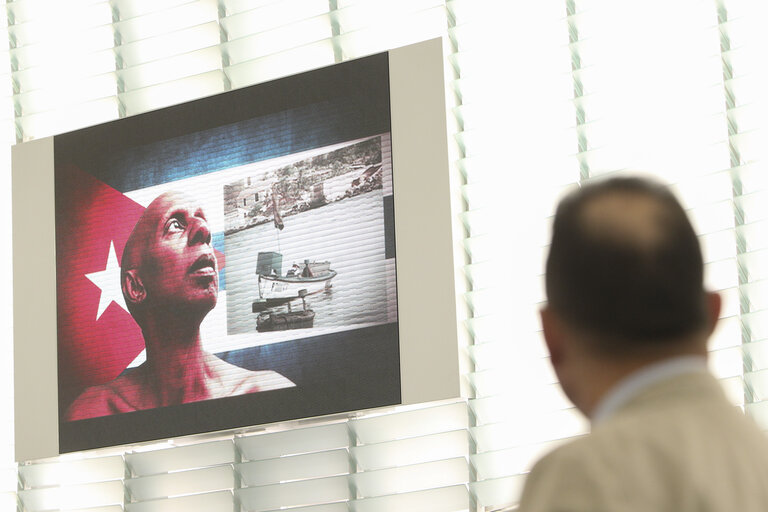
[63,371,146,421]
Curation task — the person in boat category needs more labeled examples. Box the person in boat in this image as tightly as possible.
[65,191,294,421]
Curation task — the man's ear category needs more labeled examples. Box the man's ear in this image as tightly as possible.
[122,269,146,305]
[705,291,721,336]
[540,306,563,368]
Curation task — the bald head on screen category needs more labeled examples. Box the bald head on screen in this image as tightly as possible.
[121,191,219,337]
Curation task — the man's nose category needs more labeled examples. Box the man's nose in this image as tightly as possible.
[189,217,212,246]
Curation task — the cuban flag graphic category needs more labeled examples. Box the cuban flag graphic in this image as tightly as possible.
[55,163,228,411]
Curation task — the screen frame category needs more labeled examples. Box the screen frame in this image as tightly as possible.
[13,38,459,461]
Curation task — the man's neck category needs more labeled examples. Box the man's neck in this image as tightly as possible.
[570,333,709,418]
[140,314,216,407]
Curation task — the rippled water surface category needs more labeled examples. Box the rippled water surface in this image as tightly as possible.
[225,190,396,335]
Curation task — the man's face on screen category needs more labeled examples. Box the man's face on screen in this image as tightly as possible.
[140,192,218,315]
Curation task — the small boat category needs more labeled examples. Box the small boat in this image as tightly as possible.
[252,252,336,312]
[257,309,316,332]
[256,289,316,332]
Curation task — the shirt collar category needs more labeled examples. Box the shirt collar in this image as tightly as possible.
[590,355,708,426]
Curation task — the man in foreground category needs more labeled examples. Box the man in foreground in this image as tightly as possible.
[66,192,294,421]
[519,177,768,511]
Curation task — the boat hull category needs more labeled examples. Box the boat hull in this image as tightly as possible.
[256,309,316,332]
[252,270,337,312]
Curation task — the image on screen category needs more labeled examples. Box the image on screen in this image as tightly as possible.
[53,52,402,452]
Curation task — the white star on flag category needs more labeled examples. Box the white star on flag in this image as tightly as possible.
[85,240,128,320]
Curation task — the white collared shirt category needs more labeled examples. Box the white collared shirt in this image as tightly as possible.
[590,355,709,426]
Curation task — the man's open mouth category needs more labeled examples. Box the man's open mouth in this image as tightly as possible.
[189,254,217,276]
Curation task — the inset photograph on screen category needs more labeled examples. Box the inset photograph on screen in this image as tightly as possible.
[53,52,401,452]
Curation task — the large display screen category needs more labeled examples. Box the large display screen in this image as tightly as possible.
[14,39,460,459]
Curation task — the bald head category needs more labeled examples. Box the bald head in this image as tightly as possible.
[545,177,707,353]
[121,191,218,328]
[122,192,184,278]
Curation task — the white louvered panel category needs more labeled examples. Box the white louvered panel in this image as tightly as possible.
[110,0,195,20]
[704,259,739,296]
[221,0,282,15]
[224,40,336,90]
[462,224,549,270]
[464,283,545,320]
[671,171,734,209]
[349,402,468,445]
[469,474,525,511]
[125,440,235,477]
[222,14,333,66]
[736,163,768,197]
[9,1,117,141]
[16,96,120,140]
[697,229,738,264]
[334,0,443,34]
[741,221,768,257]
[125,489,233,512]
[351,430,469,471]
[220,0,329,37]
[736,190,768,225]
[125,465,234,502]
[351,458,469,498]
[746,400,768,430]
[709,316,742,352]
[719,375,746,407]
[741,279,768,313]
[740,249,768,285]
[470,438,570,482]
[7,0,109,25]
[0,493,13,512]
[470,409,587,455]
[717,289,741,326]
[709,345,745,381]
[0,31,12,508]
[236,423,350,460]
[466,314,545,356]
[236,474,349,511]
[17,455,124,488]
[18,480,124,511]
[236,450,351,487]
[350,484,469,512]
[112,0,217,43]
[115,22,220,69]
[120,69,226,116]
[118,46,222,91]
[469,385,571,426]
[0,468,12,494]
[8,3,113,50]
[469,359,556,399]
[574,1,726,179]
[46,507,123,512]
[13,49,116,94]
[331,6,446,61]
[746,368,768,403]
[263,504,348,512]
[468,336,548,372]
[14,71,116,114]
[729,129,768,165]
[744,313,768,345]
